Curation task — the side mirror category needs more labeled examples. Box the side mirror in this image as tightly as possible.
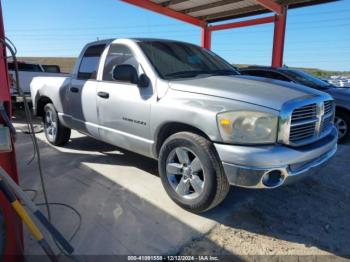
[138,74,150,88]
[112,64,138,84]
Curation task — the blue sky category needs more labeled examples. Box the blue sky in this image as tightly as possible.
[2,0,350,71]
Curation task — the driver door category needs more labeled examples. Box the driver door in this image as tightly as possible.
[68,44,106,138]
[97,43,153,156]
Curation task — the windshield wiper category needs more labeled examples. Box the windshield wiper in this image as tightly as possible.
[165,70,210,79]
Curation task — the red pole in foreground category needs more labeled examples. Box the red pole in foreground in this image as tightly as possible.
[271,7,287,67]
[0,0,23,260]
[201,26,211,50]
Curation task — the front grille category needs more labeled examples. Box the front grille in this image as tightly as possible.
[288,100,334,145]
[321,100,335,132]
[291,104,317,123]
[289,103,317,142]
[324,100,333,115]
[321,116,333,132]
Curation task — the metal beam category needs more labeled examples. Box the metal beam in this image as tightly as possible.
[271,8,287,67]
[199,5,265,21]
[180,0,243,14]
[255,0,283,15]
[210,16,275,31]
[120,0,206,27]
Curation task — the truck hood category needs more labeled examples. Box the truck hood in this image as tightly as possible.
[169,75,321,110]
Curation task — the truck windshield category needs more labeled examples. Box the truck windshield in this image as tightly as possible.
[138,41,239,80]
[282,69,333,90]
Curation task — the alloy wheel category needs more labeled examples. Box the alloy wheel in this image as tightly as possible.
[166,147,205,200]
[45,110,57,141]
[335,116,348,139]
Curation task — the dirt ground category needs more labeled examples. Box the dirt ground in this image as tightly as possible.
[179,144,350,260]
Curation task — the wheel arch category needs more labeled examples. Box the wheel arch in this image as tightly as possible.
[36,96,53,117]
[154,122,212,158]
[336,106,350,115]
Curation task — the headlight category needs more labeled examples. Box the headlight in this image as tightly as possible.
[217,111,278,144]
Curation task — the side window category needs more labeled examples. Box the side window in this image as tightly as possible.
[78,44,106,80]
[244,70,268,77]
[103,44,138,82]
[7,62,14,70]
[246,70,289,81]
[7,62,42,72]
[267,72,290,82]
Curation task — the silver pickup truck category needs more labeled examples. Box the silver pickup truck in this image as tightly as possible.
[31,38,338,212]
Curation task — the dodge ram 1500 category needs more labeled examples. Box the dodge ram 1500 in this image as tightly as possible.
[31,38,338,212]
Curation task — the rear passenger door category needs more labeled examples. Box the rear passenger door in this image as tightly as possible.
[68,44,106,137]
[97,43,153,156]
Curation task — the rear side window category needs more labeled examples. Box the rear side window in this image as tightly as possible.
[42,65,61,73]
[103,44,138,81]
[77,44,106,80]
[8,62,42,72]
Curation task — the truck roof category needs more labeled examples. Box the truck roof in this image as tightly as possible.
[87,38,196,46]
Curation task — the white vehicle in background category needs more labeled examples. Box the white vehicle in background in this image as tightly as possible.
[326,76,350,88]
[8,61,67,103]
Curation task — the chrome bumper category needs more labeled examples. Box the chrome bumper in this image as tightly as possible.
[215,126,338,189]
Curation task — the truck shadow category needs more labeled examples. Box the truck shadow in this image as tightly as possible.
[18,128,350,257]
[65,135,350,257]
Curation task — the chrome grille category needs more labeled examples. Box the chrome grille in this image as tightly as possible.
[321,100,335,133]
[289,103,317,142]
[324,100,333,115]
[291,104,317,123]
[287,100,334,145]
[321,116,333,132]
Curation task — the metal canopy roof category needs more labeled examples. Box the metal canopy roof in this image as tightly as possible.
[151,0,338,23]
[121,0,339,67]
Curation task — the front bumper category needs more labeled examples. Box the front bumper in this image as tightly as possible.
[214,126,338,188]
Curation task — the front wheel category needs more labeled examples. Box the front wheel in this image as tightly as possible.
[335,111,350,143]
[158,132,230,213]
[43,103,71,146]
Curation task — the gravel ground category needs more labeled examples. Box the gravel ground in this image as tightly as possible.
[180,144,350,260]
[12,110,350,260]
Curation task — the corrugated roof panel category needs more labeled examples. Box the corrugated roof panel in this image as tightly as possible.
[150,0,168,3]
[141,0,339,23]
[171,0,219,11]
[188,0,256,17]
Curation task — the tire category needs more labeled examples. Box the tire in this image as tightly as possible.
[43,103,71,146]
[158,132,230,213]
[335,110,350,143]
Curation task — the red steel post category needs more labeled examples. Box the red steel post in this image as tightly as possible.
[0,0,23,260]
[271,7,287,67]
[201,26,211,49]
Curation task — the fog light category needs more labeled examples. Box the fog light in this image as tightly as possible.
[262,170,285,188]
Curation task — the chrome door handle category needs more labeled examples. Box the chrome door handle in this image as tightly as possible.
[70,87,79,93]
[98,91,109,99]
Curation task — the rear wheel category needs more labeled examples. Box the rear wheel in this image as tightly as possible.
[43,103,71,146]
[158,132,230,213]
[335,111,350,143]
